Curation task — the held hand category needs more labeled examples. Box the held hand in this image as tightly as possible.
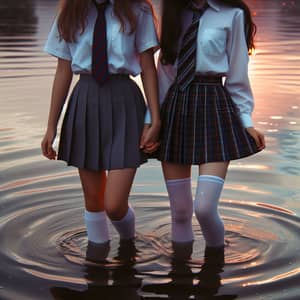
[41,129,57,160]
[143,141,160,154]
[140,122,161,154]
[246,127,266,151]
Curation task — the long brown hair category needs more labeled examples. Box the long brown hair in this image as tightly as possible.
[57,0,155,43]
[160,0,257,65]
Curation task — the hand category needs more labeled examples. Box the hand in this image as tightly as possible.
[140,122,161,154]
[246,127,266,151]
[41,128,57,160]
[143,141,160,154]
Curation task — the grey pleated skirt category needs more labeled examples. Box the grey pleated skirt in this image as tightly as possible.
[57,74,147,171]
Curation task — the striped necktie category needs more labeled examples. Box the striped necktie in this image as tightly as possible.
[92,0,109,84]
[176,3,209,91]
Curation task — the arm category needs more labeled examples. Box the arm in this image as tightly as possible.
[139,49,161,152]
[144,52,177,124]
[41,58,73,159]
[225,10,265,150]
[224,10,254,128]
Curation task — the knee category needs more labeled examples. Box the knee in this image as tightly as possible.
[172,206,193,223]
[194,202,211,222]
[105,203,127,221]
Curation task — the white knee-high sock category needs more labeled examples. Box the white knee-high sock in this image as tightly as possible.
[194,175,225,247]
[110,206,135,240]
[166,178,194,243]
[84,210,110,244]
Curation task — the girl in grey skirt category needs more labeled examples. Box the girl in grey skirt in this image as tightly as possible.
[41,0,160,247]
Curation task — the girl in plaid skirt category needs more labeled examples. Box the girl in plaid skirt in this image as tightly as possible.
[154,0,266,255]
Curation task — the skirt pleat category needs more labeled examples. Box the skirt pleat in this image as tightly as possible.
[58,85,79,164]
[85,79,100,169]
[158,78,260,165]
[99,83,113,169]
[58,74,147,171]
[125,80,147,167]
[70,82,89,168]
[110,92,127,168]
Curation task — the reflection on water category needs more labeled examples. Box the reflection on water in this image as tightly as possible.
[0,0,38,37]
[0,0,300,299]
[141,243,234,299]
[51,240,142,300]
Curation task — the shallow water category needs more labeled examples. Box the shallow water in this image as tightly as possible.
[0,0,299,299]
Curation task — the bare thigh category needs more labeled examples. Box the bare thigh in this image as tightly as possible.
[198,162,230,179]
[105,168,137,220]
[162,162,192,180]
[78,168,106,212]
[162,161,230,180]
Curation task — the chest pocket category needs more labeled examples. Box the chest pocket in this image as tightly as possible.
[201,28,227,57]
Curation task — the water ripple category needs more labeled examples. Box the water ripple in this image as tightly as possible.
[1,188,300,299]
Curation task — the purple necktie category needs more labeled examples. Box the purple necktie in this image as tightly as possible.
[92,1,109,84]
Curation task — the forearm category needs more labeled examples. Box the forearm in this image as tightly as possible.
[140,50,160,124]
[225,10,254,128]
[224,79,254,128]
[47,59,73,130]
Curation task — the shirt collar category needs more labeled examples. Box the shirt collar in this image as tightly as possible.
[207,0,220,11]
[190,0,220,12]
[95,0,114,4]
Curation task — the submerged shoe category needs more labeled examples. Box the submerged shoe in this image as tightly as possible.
[204,245,225,266]
[85,240,110,263]
[115,238,137,263]
[196,245,225,293]
[172,240,194,261]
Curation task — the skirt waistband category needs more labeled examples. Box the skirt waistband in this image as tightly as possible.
[192,75,222,84]
[80,73,130,81]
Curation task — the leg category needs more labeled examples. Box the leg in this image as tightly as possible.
[105,168,137,240]
[194,162,230,247]
[162,162,194,243]
[79,168,109,244]
[198,162,229,179]
[162,162,191,180]
[79,168,106,211]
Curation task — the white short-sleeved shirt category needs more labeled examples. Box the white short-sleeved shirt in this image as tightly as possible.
[44,0,159,76]
[146,0,254,127]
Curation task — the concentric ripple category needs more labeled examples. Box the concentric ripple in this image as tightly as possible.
[1,180,300,299]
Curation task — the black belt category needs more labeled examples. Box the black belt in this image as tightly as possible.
[193,75,222,83]
[80,73,130,80]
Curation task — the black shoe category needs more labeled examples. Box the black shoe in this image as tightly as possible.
[85,240,110,263]
[172,240,194,261]
[116,238,137,263]
[204,245,225,266]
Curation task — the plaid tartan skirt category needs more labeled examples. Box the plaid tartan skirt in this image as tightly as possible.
[158,76,260,165]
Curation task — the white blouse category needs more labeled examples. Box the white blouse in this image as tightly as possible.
[146,0,255,128]
[44,0,159,76]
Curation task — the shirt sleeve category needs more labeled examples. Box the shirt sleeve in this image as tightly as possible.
[44,17,72,61]
[144,52,177,124]
[224,10,254,128]
[135,4,159,54]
